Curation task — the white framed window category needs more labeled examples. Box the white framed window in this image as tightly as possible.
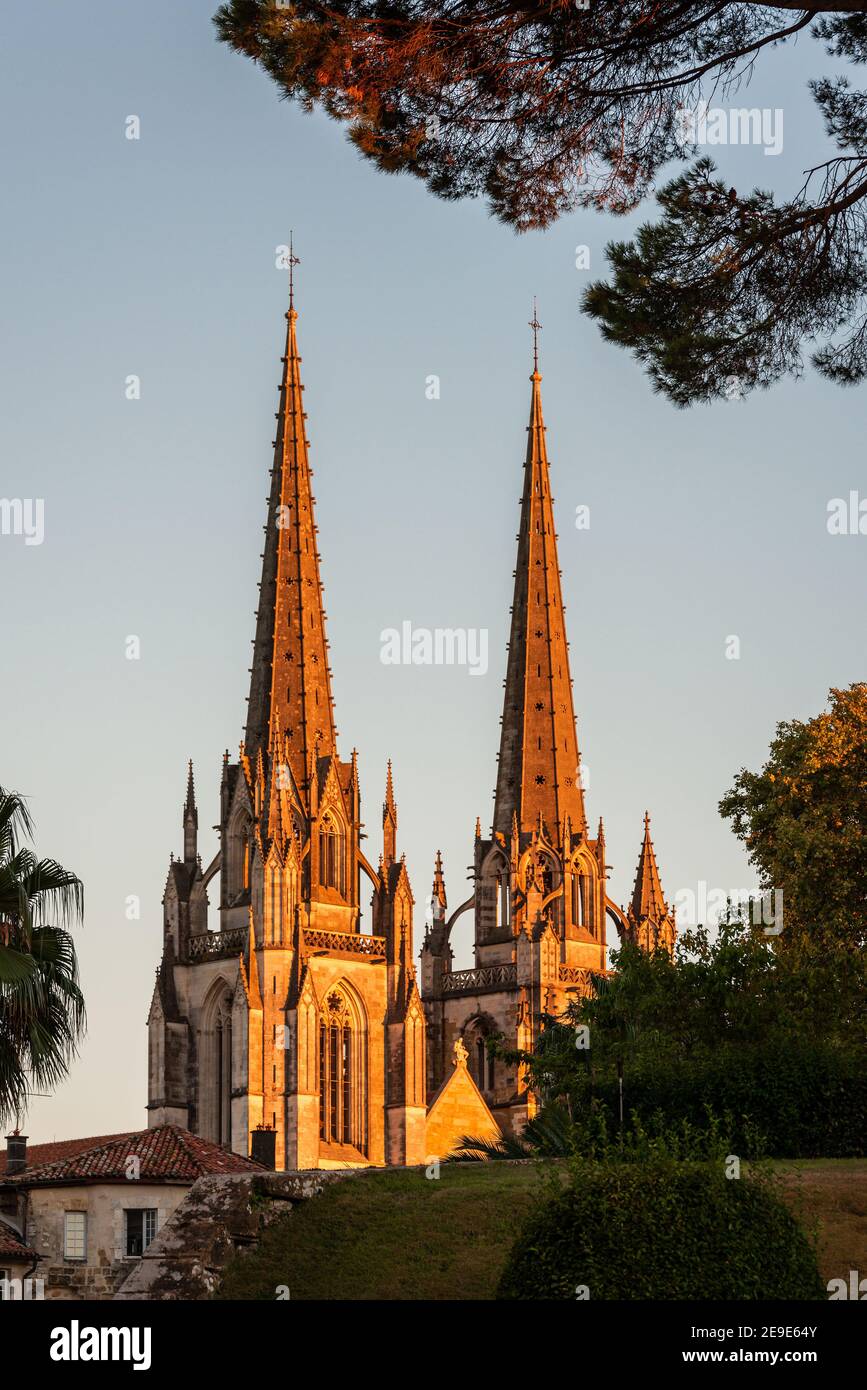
[124,1208,157,1257]
[63,1211,87,1261]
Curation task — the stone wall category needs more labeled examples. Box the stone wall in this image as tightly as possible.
[113,1170,358,1300]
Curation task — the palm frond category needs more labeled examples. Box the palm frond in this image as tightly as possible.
[0,787,85,1127]
[0,789,34,862]
[20,859,84,929]
[0,945,39,984]
[453,1131,534,1161]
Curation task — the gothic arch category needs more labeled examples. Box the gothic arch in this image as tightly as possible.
[405,994,426,1109]
[265,847,284,945]
[605,896,629,942]
[318,977,368,1154]
[199,977,234,1147]
[461,1010,498,1095]
[283,847,300,939]
[227,803,253,904]
[481,845,512,931]
[480,844,508,877]
[318,809,346,896]
[519,843,562,895]
[569,848,598,934]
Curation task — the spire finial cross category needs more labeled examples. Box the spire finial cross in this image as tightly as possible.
[287,230,301,312]
[529,298,541,374]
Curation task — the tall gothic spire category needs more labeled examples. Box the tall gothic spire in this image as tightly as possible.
[630,813,668,921]
[244,268,337,800]
[492,317,587,839]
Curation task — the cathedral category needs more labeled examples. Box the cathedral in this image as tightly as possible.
[146,283,676,1168]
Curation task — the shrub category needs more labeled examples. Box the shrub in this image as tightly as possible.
[496,1161,825,1300]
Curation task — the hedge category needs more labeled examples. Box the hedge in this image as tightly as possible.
[496,1161,825,1300]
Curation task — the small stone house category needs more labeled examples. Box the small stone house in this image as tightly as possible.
[0,1125,262,1299]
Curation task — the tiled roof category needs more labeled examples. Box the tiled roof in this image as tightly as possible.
[0,1219,38,1260]
[0,1126,264,1188]
[0,1132,138,1176]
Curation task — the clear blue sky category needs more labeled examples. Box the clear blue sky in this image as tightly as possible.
[1,2,863,1142]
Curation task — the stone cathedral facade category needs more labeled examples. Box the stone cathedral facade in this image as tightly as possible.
[147,291,675,1168]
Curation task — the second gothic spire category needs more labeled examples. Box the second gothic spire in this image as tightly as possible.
[492,343,587,839]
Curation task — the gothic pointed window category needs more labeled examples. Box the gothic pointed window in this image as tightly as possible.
[341,1027,352,1144]
[318,1021,327,1141]
[268,862,282,944]
[318,987,366,1154]
[319,813,346,896]
[285,864,297,933]
[201,984,233,1148]
[572,872,585,928]
[498,871,511,929]
[328,1023,338,1138]
[467,1021,495,1094]
[228,809,253,903]
[572,866,596,936]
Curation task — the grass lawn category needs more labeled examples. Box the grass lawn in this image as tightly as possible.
[775,1160,867,1287]
[216,1159,867,1301]
[217,1163,547,1300]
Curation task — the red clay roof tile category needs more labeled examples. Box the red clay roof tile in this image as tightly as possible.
[0,1219,38,1260]
[0,1126,263,1187]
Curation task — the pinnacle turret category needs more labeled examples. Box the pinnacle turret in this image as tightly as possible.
[383,760,398,865]
[183,760,198,866]
[431,850,447,921]
[630,812,668,923]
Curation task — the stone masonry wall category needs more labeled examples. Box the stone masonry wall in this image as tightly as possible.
[113,1171,359,1301]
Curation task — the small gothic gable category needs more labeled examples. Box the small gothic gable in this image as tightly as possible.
[425,1040,502,1160]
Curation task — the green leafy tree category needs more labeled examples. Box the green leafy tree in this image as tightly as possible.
[0,788,85,1127]
[465,912,865,1157]
[215,3,867,402]
[720,682,867,950]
